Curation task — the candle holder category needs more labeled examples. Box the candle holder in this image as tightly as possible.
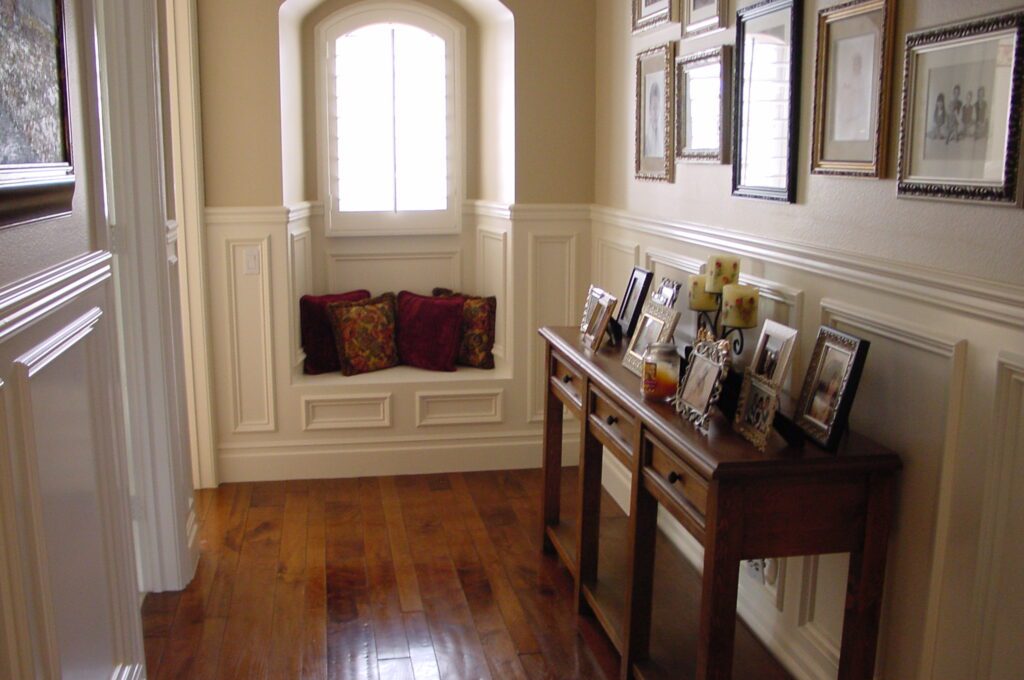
[692,292,750,355]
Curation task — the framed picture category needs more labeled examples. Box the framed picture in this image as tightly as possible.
[896,10,1024,204]
[622,301,680,376]
[676,46,732,163]
[580,287,618,351]
[733,0,803,203]
[811,0,896,178]
[675,331,731,431]
[617,267,654,338]
[684,0,724,38]
[795,326,870,451]
[0,0,75,229]
[650,276,683,308]
[633,0,678,33]
[636,43,677,182]
[734,370,779,450]
[750,319,797,388]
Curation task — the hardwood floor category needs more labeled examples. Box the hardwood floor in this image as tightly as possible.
[142,469,790,679]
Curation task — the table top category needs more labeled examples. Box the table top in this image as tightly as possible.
[540,325,901,481]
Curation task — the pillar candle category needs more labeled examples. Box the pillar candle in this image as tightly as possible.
[705,254,740,293]
[687,275,719,311]
[721,284,759,328]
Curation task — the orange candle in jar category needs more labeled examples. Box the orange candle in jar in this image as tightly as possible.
[642,343,680,401]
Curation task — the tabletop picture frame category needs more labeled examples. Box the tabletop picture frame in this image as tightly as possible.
[676,46,732,163]
[734,369,779,450]
[617,267,654,339]
[676,330,731,431]
[636,43,677,183]
[0,0,75,229]
[750,319,798,389]
[580,287,618,351]
[896,10,1024,205]
[733,0,803,203]
[622,301,680,376]
[811,0,896,178]
[650,276,683,309]
[795,326,870,451]
[683,0,724,39]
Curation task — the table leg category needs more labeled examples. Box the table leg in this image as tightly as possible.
[620,472,658,679]
[696,482,743,680]
[541,348,563,554]
[575,424,603,614]
[838,472,896,680]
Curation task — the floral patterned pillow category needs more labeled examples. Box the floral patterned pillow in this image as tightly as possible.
[432,288,497,369]
[326,293,399,375]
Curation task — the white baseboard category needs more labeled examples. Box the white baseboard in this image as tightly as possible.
[600,453,834,680]
[218,432,581,482]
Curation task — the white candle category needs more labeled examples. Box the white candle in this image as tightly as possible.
[705,254,740,293]
[721,284,759,328]
[687,275,718,311]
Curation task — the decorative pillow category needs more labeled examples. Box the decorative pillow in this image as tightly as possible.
[300,290,371,374]
[432,288,497,369]
[396,291,464,372]
[326,293,399,376]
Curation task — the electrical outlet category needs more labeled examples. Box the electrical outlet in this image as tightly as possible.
[243,247,260,275]
[745,558,766,583]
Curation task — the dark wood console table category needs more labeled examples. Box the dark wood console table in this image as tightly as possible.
[538,326,900,680]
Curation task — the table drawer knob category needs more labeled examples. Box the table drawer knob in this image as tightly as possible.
[667,471,680,485]
[562,374,573,384]
[605,415,618,426]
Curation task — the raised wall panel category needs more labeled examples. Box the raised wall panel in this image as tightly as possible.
[527,233,577,421]
[301,393,391,431]
[817,299,967,680]
[416,389,503,427]
[226,237,276,433]
[595,237,639,294]
[476,227,507,357]
[288,225,312,368]
[327,250,461,295]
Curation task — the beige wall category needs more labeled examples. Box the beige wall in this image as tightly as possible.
[197,0,596,207]
[594,0,1024,285]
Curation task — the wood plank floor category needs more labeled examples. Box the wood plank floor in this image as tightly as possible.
[142,469,790,679]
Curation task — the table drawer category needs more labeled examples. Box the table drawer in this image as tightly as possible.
[646,436,708,519]
[551,352,584,409]
[589,386,636,461]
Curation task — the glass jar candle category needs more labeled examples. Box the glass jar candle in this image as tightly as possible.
[642,343,681,401]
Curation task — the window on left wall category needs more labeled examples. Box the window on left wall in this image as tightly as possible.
[317,3,465,236]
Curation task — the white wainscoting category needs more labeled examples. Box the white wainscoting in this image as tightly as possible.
[476,226,508,357]
[415,389,504,427]
[301,393,392,431]
[327,250,462,295]
[287,205,314,368]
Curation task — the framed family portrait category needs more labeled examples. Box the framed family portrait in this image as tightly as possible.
[636,43,677,182]
[579,286,618,351]
[633,0,678,33]
[733,0,803,202]
[676,46,732,163]
[811,0,896,177]
[676,331,731,431]
[734,370,779,451]
[0,0,75,229]
[795,326,870,451]
[622,301,679,376]
[750,319,798,389]
[683,0,724,39]
[896,10,1024,204]
[617,267,654,338]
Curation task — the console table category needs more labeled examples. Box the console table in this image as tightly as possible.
[538,326,901,680]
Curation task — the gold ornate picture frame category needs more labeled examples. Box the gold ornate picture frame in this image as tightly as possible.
[622,301,679,376]
[734,369,779,450]
[636,43,677,182]
[633,0,678,34]
[676,46,731,163]
[683,0,724,39]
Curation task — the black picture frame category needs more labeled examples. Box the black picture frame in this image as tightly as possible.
[0,0,75,229]
[732,0,803,203]
[795,326,870,451]
[617,266,653,338]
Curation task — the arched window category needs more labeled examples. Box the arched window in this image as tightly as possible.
[316,2,464,236]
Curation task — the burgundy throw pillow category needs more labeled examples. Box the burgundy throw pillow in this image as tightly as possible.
[432,288,497,369]
[327,293,400,376]
[396,291,465,372]
[300,290,371,374]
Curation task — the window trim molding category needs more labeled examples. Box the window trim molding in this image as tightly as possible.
[315,0,466,237]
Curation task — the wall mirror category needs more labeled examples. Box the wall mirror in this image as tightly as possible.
[732,0,803,202]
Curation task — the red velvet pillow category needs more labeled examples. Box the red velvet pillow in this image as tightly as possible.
[396,291,464,372]
[432,288,497,369]
[300,290,370,374]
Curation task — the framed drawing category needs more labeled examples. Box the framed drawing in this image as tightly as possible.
[795,326,870,451]
[896,10,1024,204]
[676,46,731,163]
[633,0,677,33]
[733,0,803,203]
[0,0,75,229]
[675,330,731,431]
[617,267,654,338]
[636,43,677,182]
[622,301,679,376]
[580,287,618,351]
[683,0,724,39]
[750,319,797,389]
[811,0,896,177]
[734,370,779,450]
